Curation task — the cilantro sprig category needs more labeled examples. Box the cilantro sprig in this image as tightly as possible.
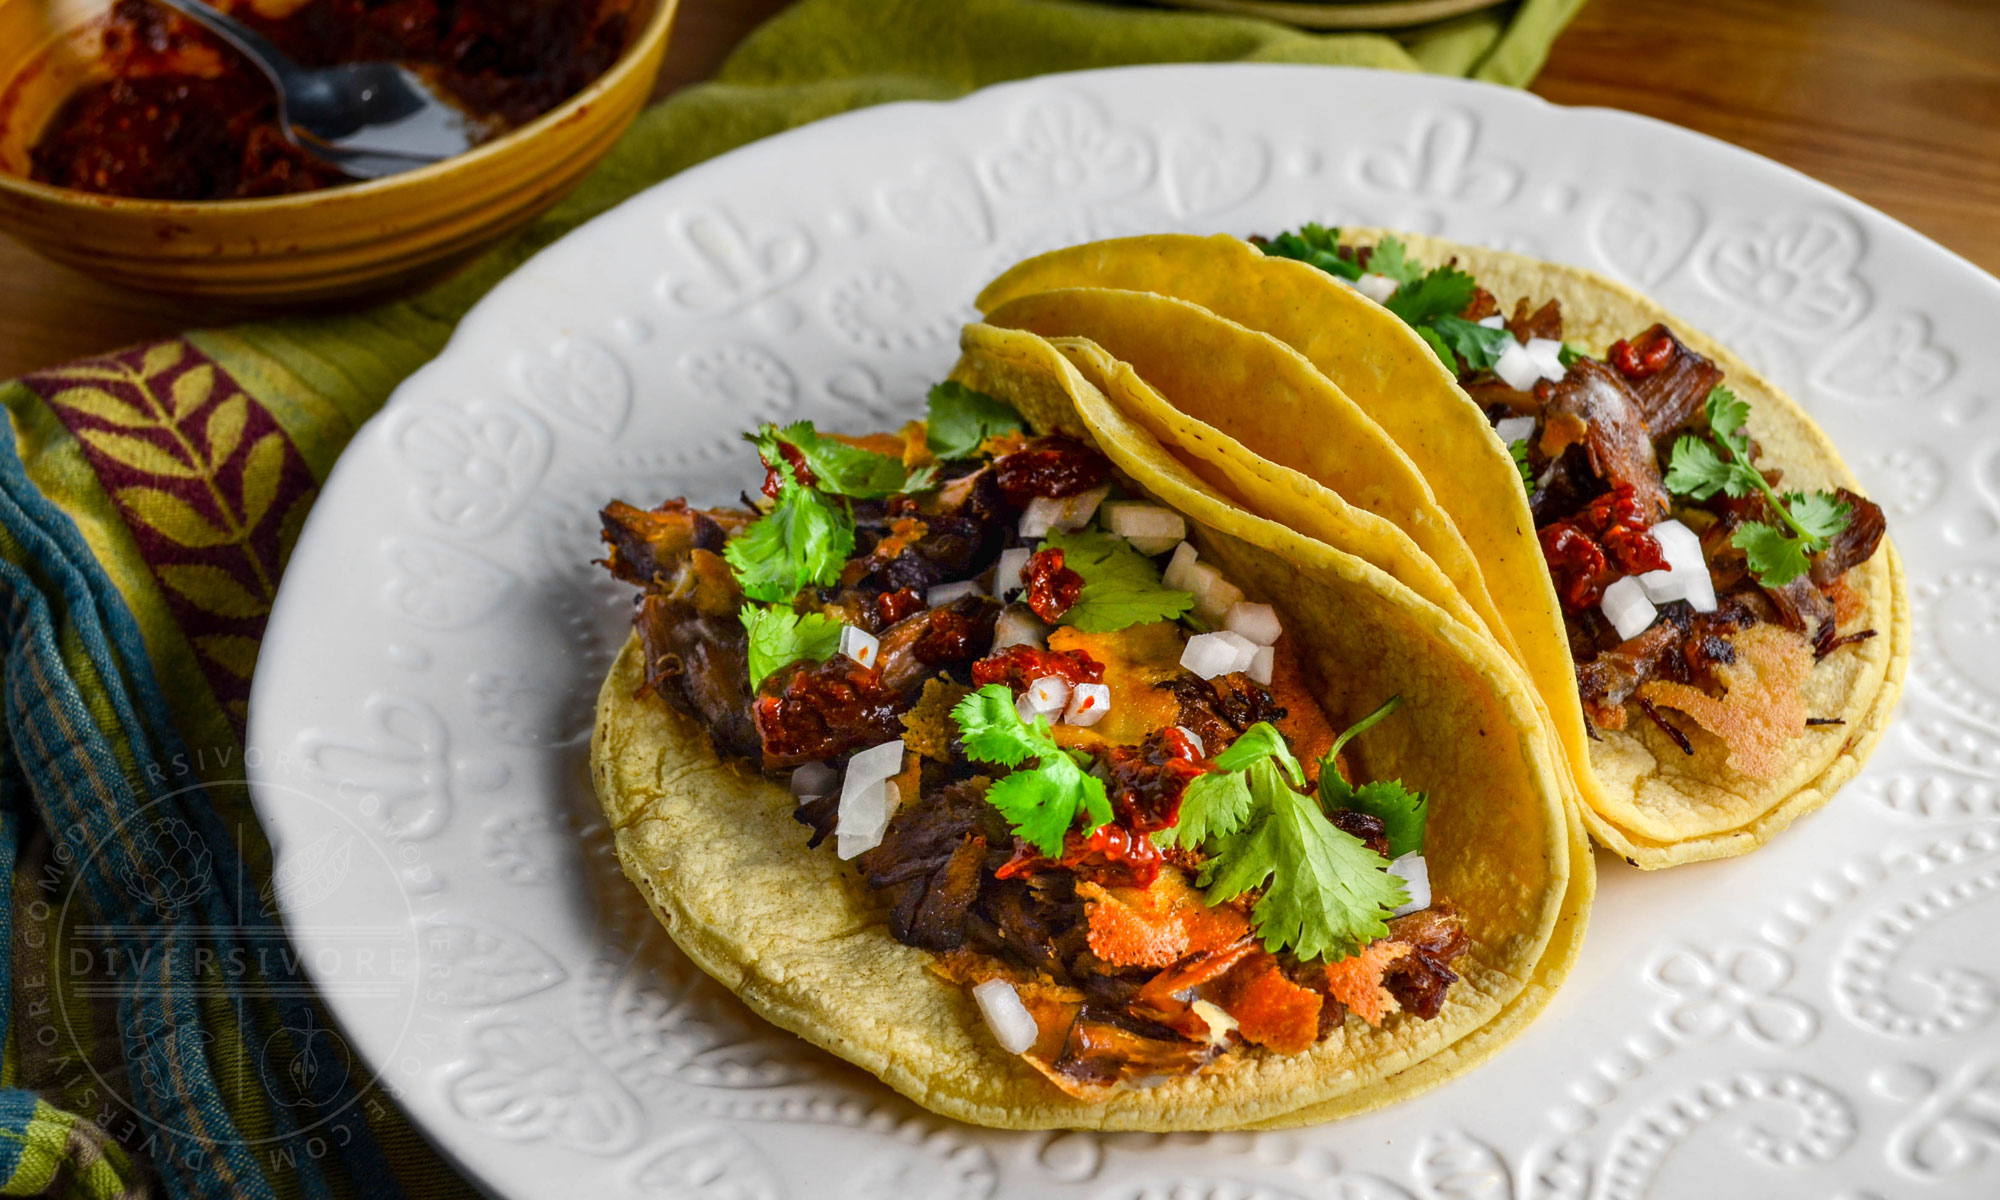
[1040,528,1194,632]
[1160,721,1404,962]
[1263,227,1508,372]
[925,382,1025,460]
[1315,696,1427,860]
[749,421,933,498]
[723,471,855,602]
[740,604,844,689]
[1662,387,1852,587]
[952,684,1112,857]
[1259,222,1361,280]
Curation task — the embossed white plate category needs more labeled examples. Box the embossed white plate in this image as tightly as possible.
[247,65,2000,1200]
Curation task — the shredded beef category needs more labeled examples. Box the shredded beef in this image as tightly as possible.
[856,781,995,950]
[1380,907,1470,1020]
[1538,359,1670,519]
[1158,674,1286,752]
[1609,325,1724,440]
[1505,297,1564,344]
[1327,810,1390,857]
[1810,488,1887,586]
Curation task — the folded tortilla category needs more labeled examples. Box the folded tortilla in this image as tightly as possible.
[977,232,1909,867]
[591,324,1588,1129]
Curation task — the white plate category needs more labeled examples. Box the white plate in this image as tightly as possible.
[247,65,2000,1200]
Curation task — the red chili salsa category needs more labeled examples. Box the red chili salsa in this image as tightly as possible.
[29,0,631,200]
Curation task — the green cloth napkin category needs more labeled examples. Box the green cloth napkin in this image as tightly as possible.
[0,0,1583,1195]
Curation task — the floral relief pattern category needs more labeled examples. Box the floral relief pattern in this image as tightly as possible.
[448,1015,644,1155]
[1648,944,1819,1049]
[26,339,316,726]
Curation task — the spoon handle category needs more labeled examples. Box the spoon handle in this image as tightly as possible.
[148,0,306,93]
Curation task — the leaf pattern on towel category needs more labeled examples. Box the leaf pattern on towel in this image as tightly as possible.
[27,339,317,729]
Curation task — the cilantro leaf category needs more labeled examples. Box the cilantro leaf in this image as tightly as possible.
[1162,770,1252,851]
[1211,721,1304,784]
[1161,723,1304,852]
[749,421,930,498]
[740,604,844,689]
[1663,386,1854,587]
[1259,223,1361,280]
[951,683,1047,767]
[926,381,1026,459]
[1363,237,1424,286]
[1430,313,1513,372]
[1706,385,1750,448]
[1159,720,1402,960]
[1041,528,1194,632]
[952,684,1110,856]
[1509,439,1535,491]
[1383,266,1478,328]
[1557,343,1589,369]
[1201,773,1404,962]
[1315,695,1427,858]
[1661,434,1750,499]
[723,474,855,602]
[1786,489,1852,542]
[1731,521,1811,588]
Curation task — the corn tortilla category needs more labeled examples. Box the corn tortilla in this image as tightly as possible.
[590,324,1587,1129]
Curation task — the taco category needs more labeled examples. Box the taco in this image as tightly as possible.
[977,231,1907,867]
[590,324,1586,1129]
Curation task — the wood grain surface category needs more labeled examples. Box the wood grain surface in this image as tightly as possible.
[2,0,1995,380]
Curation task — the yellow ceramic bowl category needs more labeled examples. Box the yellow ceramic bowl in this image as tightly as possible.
[0,0,678,301]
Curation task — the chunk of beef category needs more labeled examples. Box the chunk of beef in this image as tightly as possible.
[1380,907,1470,1020]
[633,591,760,760]
[1809,488,1887,586]
[1538,359,1669,519]
[856,780,995,950]
[1608,325,1724,440]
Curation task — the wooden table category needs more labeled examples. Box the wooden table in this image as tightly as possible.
[3,0,1996,380]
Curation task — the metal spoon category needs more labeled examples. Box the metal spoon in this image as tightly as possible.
[150,0,478,179]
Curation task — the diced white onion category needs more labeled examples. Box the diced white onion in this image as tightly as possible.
[835,739,905,860]
[1175,726,1206,758]
[1016,692,1044,725]
[838,625,880,670]
[992,606,1048,651]
[790,761,838,800]
[1493,337,1543,391]
[1388,853,1431,917]
[1162,542,1201,591]
[1600,575,1658,641]
[1103,501,1186,555]
[1525,337,1568,381]
[1494,415,1537,444]
[1223,601,1282,647]
[994,547,1031,597]
[1635,519,1717,614]
[926,580,983,607]
[1190,999,1239,1046]
[1181,630,1258,680]
[1017,485,1109,538]
[972,979,1039,1055]
[1477,314,1507,329]
[1355,273,1400,304]
[1025,676,1070,715]
[1247,644,1274,686]
[1065,682,1111,727]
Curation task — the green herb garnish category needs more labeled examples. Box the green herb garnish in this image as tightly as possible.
[749,421,933,498]
[1040,528,1194,632]
[925,382,1025,460]
[1160,720,1404,962]
[952,684,1112,857]
[1315,696,1427,860]
[723,471,855,602]
[740,604,844,689]
[1663,387,1851,586]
